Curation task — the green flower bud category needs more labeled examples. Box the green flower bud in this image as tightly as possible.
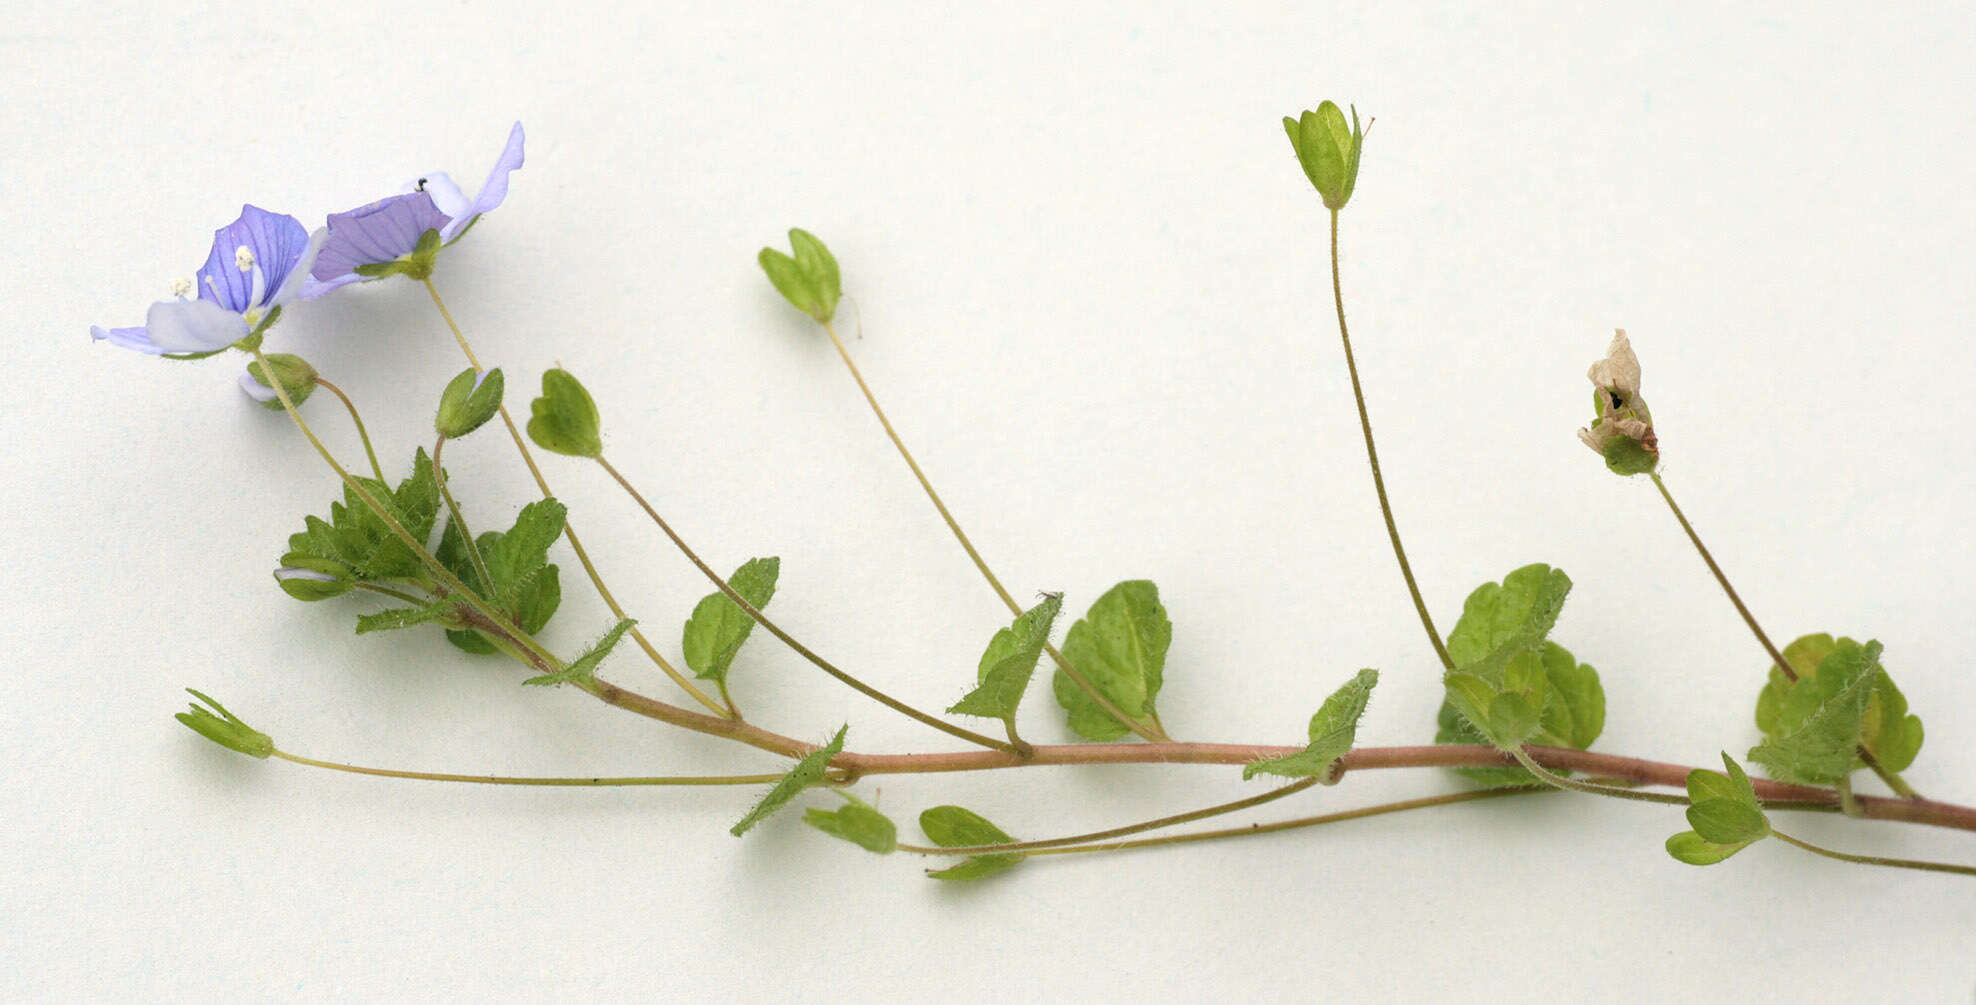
[1577,330,1659,476]
[1283,101,1368,211]
[174,689,274,759]
[274,553,356,601]
[243,353,319,410]
[526,368,604,458]
[758,228,842,324]
[435,367,505,439]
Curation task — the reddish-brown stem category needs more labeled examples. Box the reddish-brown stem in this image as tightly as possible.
[575,672,1976,834]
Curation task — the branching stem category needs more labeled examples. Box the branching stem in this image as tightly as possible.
[1649,471,1917,799]
[272,749,797,787]
[899,777,1321,856]
[820,320,1161,741]
[419,277,733,720]
[594,454,1016,753]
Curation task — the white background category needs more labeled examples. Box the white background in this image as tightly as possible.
[6,2,1975,1000]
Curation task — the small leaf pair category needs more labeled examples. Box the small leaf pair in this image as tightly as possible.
[1748,635,1923,785]
[1666,755,1772,865]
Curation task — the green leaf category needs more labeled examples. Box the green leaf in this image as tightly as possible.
[803,792,896,854]
[681,557,780,685]
[354,602,457,635]
[526,368,603,458]
[524,618,636,687]
[1747,639,1884,784]
[1759,633,1924,774]
[758,228,842,324]
[1666,830,1762,866]
[1052,580,1170,741]
[1245,669,1378,780]
[484,499,568,606]
[1445,564,1572,675]
[1435,642,1604,783]
[919,805,1024,881]
[281,449,441,585]
[731,726,847,837]
[435,367,505,439]
[432,502,566,655]
[949,594,1062,725]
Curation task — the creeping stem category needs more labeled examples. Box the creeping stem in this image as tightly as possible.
[819,321,1162,742]
[1326,210,1456,672]
[1648,471,1917,799]
[272,749,804,788]
[897,776,1323,856]
[420,278,733,720]
[1770,830,1976,878]
[593,453,1017,753]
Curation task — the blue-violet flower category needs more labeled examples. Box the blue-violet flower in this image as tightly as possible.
[303,122,525,298]
[91,205,320,355]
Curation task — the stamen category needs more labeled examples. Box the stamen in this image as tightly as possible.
[170,277,192,298]
[237,244,268,307]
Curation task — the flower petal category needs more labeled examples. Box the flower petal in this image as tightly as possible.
[267,226,327,309]
[416,171,470,221]
[440,122,525,241]
[238,370,281,402]
[196,206,311,312]
[144,297,249,353]
[91,324,165,354]
[309,191,449,287]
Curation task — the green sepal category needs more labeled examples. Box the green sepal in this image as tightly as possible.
[758,228,842,324]
[435,367,505,439]
[246,353,318,410]
[524,617,636,687]
[731,726,847,836]
[526,368,604,458]
[949,594,1062,726]
[273,553,356,601]
[174,689,273,759]
[919,805,1024,881]
[681,557,780,685]
[1052,580,1169,741]
[1282,100,1367,210]
[355,601,459,635]
[353,229,442,281]
[1747,639,1885,785]
[1600,436,1659,476]
[803,792,897,854]
[1245,669,1377,780]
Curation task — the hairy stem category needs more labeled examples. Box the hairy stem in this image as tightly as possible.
[1771,830,1976,878]
[431,436,496,595]
[420,277,733,720]
[1326,210,1455,672]
[899,777,1322,856]
[312,377,385,482]
[594,454,1015,753]
[272,750,799,787]
[1508,746,1689,806]
[249,347,562,673]
[1024,788,1546,858]
[821,320,1161,741]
